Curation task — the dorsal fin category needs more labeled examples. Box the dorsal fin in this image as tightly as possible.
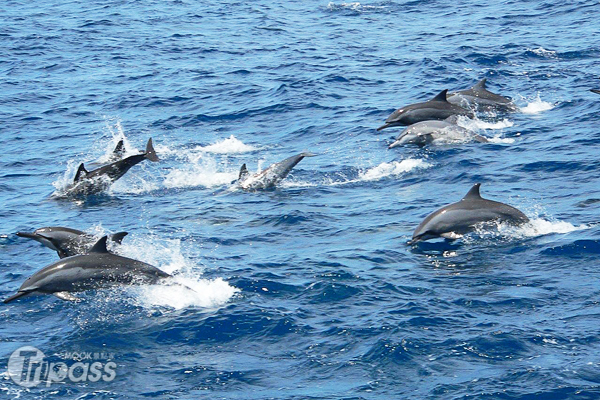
[89,236,109,254]
[109,232,128,244]
[473,78,487,91]
[239,164,249,180]
[462,183,482,200]
[74,163,88,182]
[431,89,448,102]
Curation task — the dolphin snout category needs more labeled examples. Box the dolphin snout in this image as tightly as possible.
[16,232,37,239]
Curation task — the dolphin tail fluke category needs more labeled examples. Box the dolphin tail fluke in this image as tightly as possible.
[144,138,159,162]
[3,291,30,304]
[110,232,128,245]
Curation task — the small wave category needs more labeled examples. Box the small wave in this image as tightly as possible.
[519,94,555,114]
[528,47,557,58]
[195,135,257,154]
[326,2,387,12]
[487,136,515,144]
[359,159,431,181]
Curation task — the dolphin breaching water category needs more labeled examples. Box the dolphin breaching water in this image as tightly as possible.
[447,78,517,112]
[388,118,488,148]
[377,89,475,131]
[410,183,529,243]
[65,138,159,196]
[3,236,171,303]
[16,227,128,258]
[237,152,316,190]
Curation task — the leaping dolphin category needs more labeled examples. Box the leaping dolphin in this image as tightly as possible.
[65,138,159,196]
[410,184,529,243]
[4,236,171,303]
[447,78,517,112]
[377,90,474,131]
[237,152,316,190]
[388,118,488,148]
[16,227,128,258]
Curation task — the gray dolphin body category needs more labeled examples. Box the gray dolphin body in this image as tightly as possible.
[447,79,517,112]
[237,152,316,190]
[4,236,171,303]
[65,138,159,196]
[16,227,128,259]
[410,184,529,243]
[591,89,600,95]
[388,119,488,148]
[377,90,474,131]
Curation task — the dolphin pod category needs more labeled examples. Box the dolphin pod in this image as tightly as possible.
[16,227,128,259]
[237,152,316,190]
[410,184,529,243]
[4,236,172,303]
[65,138,159,196]
[377,89,475,131]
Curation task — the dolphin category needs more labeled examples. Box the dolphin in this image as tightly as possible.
[591,89,600,95]
[108,139,126,162]
[410,183,529,243]
[388,118,488,148]
[447,78,517,112]
[65,138,159,196]
[3,236,171,303]
[237,152,316,190]
[16,227,128,258]
[377,90,474,131]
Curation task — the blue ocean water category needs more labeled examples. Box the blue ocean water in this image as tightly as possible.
[1,0,600,398]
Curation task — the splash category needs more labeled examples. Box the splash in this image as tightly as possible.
[195,135,257,154]
[520,94,554,114]
[114,234,239,310]
[528,47,557,58]
[498,218,589,238]
[455,115,514,131]
[327,2,387,12]
[164,152,238,188]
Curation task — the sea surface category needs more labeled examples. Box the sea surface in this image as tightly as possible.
[1,0,600,399]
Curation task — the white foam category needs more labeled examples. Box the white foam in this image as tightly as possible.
[359,159,431,181]
[195,135,257,154]
[520,94,555,114]
[456,115,514,131]
[487,136,515,144]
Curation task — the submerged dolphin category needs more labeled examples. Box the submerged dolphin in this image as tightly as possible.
[65,138,159,196]
[237,152,316,190]
[591,89,600,95]
[410,184,529,243]
[16,227,128,258]
[447,78,517,112]
[388,118,488,148]
[377,90,474,131]
[4,236,171,303]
